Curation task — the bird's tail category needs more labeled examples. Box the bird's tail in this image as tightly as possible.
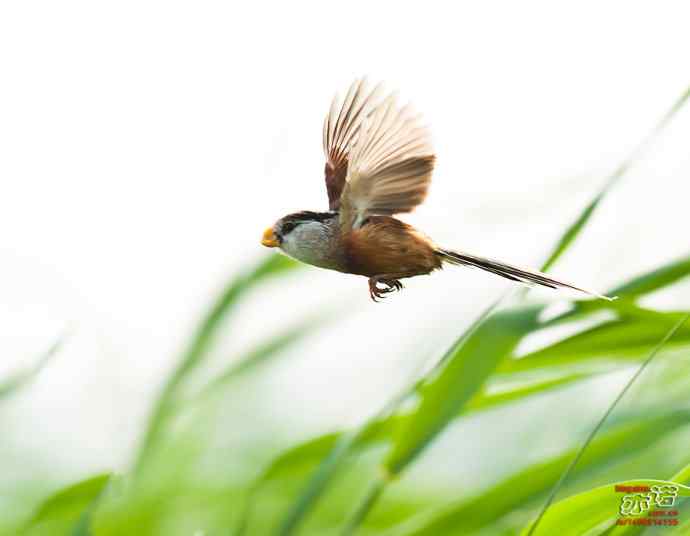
[436,248,615,301]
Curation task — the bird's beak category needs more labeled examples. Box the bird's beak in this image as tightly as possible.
[261,227,279,248]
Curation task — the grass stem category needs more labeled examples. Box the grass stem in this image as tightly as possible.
[340,477,386,536]
[526,313,690,536]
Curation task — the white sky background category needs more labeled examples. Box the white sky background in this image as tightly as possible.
[1,1,690,484]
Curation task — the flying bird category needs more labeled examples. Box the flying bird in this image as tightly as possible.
[261,79,612,302]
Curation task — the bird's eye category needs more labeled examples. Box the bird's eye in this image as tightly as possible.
[281,221,297,235]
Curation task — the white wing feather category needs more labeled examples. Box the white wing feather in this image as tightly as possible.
[322,78,383,174]
[341,91,435,227]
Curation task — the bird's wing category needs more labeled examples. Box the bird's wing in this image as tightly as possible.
[323,79,383,211]
[338,92,435,230]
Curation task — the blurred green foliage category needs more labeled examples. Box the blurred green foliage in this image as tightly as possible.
[3,86,690,536]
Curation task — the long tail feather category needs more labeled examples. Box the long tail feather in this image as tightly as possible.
[436,249,615,301]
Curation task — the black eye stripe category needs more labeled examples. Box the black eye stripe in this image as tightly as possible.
[279,211,336,236]
[281,221,297,234]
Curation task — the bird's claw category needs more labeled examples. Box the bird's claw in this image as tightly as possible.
[368,278,403,302]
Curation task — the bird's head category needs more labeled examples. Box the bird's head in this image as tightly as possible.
[261,211,338,267]
[262,211,336,248]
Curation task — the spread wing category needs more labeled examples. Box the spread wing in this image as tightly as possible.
[323,79,383,210]
[338,92,435,229]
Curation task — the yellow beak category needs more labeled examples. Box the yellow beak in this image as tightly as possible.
[261,227,279,248]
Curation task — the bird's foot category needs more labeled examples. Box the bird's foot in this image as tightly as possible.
[368,277,403,302]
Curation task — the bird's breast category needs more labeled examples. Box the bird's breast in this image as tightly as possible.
[279,223,346,272]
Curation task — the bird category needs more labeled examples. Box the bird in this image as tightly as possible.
[261,78,613,302]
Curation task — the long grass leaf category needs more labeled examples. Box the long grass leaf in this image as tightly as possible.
[0,336,65,402]
[465,372,592,411]
[605,461,690,536]
[525,313,690,536]
[545,254,690,325]
[19,474,110,536]
[384,306,542,475]
[538,85,690,273]
[384,413,690,536]
[241,372,590,533]
[341,478,386,536]
[134,254,299,471]
[193,309,338,405]
[609,253,690,298]
[521,480,690,536]
[500,314,690,374]
[335,307,541,533]
[274,387,412,536]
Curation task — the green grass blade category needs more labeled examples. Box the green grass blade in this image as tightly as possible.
[69,473,113,536]
[235,433,349,535]
[70,512,93,536]
[605,461,690,536]
[376,82,690,528]
[279,305,623,532]
[500,314,690,375]
[163,265,684,533]
[134,254,299,472]
[521,480,690,536]
[341,477,386,536]
[539,84,690,273]
[194,309,338,404]
[19,474,110,536]
[609,253,690,298]
[240,373,589,533]
[525,313,690,536]
[539,191,606,274]
[465,372,592,412]
[384,306,541,476]
[672,463,690,485]
[273,388,411,536]
[170,253,299,381]
[383,413,690,536]
[335,307,541,534]
[0,336,65,402]
[274,432,361,536]
[267,259,690,533]
[541,255,690,327]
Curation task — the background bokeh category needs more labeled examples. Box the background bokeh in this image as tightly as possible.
[2,2,690,534]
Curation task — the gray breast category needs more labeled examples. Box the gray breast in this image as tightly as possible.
[280,219,342,271]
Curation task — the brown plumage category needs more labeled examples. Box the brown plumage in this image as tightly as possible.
[261,78,613,302]
[343,216,442,277]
